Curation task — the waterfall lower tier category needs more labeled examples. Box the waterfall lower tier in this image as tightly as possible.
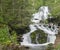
[21,24,57,50]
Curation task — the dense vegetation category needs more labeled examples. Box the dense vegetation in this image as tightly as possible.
[0,25,10,45]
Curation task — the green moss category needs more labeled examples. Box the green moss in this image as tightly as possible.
[30,29,47,44]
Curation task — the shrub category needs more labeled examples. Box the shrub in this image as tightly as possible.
[0,25,11,45]
[30,29,47,44]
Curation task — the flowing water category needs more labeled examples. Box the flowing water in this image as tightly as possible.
[21,6,58,50]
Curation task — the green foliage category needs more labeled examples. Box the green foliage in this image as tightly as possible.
[10,31,17,44]
[30,29,47,44]
[0,25,11,45]
[56,15,60,23]
[0,0,35,28]
[0,24,18,45]
[46,44,60,50]
[54,44,60,50]
[45,0,60,16]
[46,43,54,50]
[0,0,47,28]
[0,0,45,35]
[0,0,60,27]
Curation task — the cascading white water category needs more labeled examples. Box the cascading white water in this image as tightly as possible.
[21,6,58,50]
[36,34,39,44]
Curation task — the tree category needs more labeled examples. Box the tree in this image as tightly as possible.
[0,0,44,34]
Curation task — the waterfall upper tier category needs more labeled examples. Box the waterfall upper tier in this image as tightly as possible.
[31,6,50,23]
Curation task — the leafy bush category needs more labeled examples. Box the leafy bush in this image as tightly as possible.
[30,29,47,44]
[0,24,18,45]
[0,25,11,45]
[10,31,17,44]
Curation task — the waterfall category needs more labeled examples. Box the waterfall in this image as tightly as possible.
[36,34,39,44]
[21,6,58,50]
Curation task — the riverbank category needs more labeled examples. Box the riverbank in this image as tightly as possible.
[54,32,60,47]
[0,43,29,50]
